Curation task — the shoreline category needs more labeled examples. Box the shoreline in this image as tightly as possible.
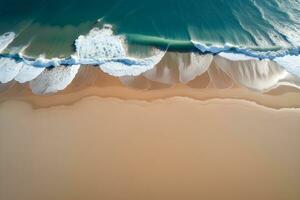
[1,26,300,81]
[2,95,300,113]
[1,66,300,109]
[2,84,300,110]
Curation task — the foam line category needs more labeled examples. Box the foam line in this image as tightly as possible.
[0,32,15,53]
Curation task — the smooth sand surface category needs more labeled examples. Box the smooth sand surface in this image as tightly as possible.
[1,96,300,200]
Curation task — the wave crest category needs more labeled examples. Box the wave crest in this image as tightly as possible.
[1,24,300,94]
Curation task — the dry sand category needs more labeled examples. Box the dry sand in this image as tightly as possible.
[0,96,300,200]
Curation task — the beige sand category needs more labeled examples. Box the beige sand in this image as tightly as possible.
[1,96,300,200]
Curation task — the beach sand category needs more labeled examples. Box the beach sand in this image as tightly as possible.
[1,97,300,199]
[1,67,300,200]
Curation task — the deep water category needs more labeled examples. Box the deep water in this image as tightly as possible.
[0,0,299,57]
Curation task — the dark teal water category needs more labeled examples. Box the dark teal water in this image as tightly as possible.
[0,0,299,57]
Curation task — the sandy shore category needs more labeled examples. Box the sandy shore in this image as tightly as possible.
[1,96,300,200]
[1,67,300,109]
[1,64,300,200]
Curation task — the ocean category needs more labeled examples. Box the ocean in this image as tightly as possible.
[1,0,300,57]
[0,0,300,94]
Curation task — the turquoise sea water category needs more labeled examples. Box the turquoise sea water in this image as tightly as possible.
[0,0,300,58]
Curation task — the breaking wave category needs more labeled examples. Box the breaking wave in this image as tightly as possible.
[0,22,300,94]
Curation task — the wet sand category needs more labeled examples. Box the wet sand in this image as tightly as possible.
[1,66,300,109]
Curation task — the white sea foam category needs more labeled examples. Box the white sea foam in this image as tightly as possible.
[0,26,165,94]
[98,52,165,77]
[0,57,23,83]
[14,64,45,83]
[29,65,80,94]
[218,52,258,61]
[75,26,165,76]
[0,56,44,84]
[0,32,15,53]
[21,55,68,68]
[75,26,126,60]
[216,51,300,90]
[1,25,300,94]
[192,39,298,60]
[274,55,300,78]
[191,40,231,53]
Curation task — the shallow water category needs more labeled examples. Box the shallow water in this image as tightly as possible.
[1,0,300,95]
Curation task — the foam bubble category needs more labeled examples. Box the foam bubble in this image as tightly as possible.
[1,25,300,94]
[75,27,126,61]
[191,40,230,53]
[15,64,45,83]
[29,65,80,94]
[192,39,299,60]
[0,57,23,83]
[98,51,165,77]
[75,27,165,76]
